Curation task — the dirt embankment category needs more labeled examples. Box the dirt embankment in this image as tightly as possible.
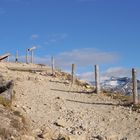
[0,62,140,140]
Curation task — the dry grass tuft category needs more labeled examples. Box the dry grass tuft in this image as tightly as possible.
[103,92,132,101]
[103,91,140,112]
[13,110,21,117]
[0,96,12,108]
[13,110,30,132]
[0,127,12,139]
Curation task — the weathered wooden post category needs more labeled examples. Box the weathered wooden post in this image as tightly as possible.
[132,68,138,105]
[71,64,76,85]
[15,50,18,63]
[31,50,34,63]
[95,65,100,94]
[51,56,55,76]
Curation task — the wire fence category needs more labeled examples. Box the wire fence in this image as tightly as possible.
[3,53,140,106]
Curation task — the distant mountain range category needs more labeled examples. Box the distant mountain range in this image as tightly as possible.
[91,77,140,95]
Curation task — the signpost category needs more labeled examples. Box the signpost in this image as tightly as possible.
[27,46,36,64]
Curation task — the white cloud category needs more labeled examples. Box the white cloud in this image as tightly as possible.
[30,34,39,40]
[9,48,118,67]
[78,72,94,81]
[101,67,131,81]
[50,39,57,43]
[8,48,121,82]
[102,67,140,80]
[9,48,140,83]
[79,67,140,82]
[44,33,68,45]
[102,67,131,77]
[55,48,119,68]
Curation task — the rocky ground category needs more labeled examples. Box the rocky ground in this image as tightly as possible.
[0,62,140,140]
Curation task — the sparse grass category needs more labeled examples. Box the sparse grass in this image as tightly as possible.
[13,110,21,117]
[10,115,30,136]
[0,128,11,139]
[103,91,140,112]
[132,103,140,111]
[12,90,16,100]
[0,96,12,108]
[13,110,30,132]
[103,92,133,102]
[10,118,21,130]
[102,92,134,108]
[133,103,140,108]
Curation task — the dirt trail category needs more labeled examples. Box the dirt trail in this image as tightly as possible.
[0,62,140,140]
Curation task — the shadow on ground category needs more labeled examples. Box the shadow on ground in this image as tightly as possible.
[51,88,94,94]
[51,89,133,108]
[66,99,118,106]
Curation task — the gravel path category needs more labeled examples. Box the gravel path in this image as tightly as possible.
[0,63,140,140]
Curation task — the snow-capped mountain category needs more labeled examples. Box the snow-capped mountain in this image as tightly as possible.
[101,77,131,95]
[100,77,140,95]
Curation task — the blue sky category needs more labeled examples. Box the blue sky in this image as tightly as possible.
[0,0,140,80]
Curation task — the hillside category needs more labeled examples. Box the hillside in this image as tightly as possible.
[100,76,140,95]
[0,62,140,140]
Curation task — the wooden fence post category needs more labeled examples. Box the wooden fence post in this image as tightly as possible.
[15,50,18,63]
[31,50,34,64]
[71,64,76,85]
[51,56,55,76]
[95,65,100,94]
[132,68,138,105]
